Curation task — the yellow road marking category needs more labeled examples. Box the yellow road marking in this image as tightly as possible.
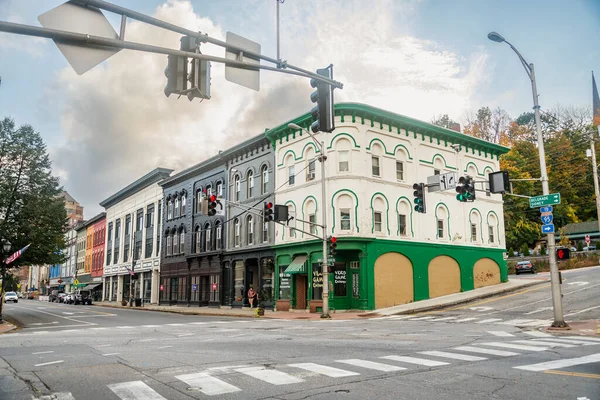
[543,370,600,379]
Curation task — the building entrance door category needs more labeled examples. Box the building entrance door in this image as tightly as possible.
[295,275,307,309]
[331,262,349,309]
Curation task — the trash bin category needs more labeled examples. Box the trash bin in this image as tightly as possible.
[135,298,142,307]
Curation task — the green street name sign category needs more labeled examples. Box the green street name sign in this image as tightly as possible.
[529,193,561,208]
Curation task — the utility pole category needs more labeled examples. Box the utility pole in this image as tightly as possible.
[319,141,330,319]
[590,135,600,235]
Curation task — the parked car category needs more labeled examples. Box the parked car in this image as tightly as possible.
[57,293,68,303]
[4,291,18,303]
[74,289,92,305]
[16,292,24,298]
[583,246,596,251]
[570,247,577,252]
[49,290,64,302]
[515,260,535,275]
[64,293,75,304]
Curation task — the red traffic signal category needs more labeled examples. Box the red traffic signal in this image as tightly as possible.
[329,236,337,256]
[556,247,570,260]
[331,237,337,244]
[210,195,216,202]
[264,202,274,221]
[208,195,217,216]
[266,202,273,209]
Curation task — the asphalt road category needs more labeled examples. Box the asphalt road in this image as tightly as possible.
[0,268,598,400]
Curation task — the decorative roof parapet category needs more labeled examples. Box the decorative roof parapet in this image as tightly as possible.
[100,167,174,208]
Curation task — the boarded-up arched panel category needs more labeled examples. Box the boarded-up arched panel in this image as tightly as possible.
[428,256,460,298]
[473,258,500,288]
[375,253,413,308]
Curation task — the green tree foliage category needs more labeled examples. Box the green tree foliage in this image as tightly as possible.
[521,243,530,256]
[577,242,583,252]
[0,118,67,267]
[431,114,459,130]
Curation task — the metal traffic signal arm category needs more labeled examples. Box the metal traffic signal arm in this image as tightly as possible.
[0,0,343,90]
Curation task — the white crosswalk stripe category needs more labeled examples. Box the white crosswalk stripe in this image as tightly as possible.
[176,372,241,396]
[512,340,576,348]
[336,359,406,372]
[514,353,600,372]
[108,381,166,400]
[234,366,303,385]
[476,318,503,324]
[381,355,449,367]
[289,363,360,377]
[531,338,599,346]
[408,316,436,321]
[487,331,515,337]
[523,331,553,338]
[453,346,520,357]
[563,336,600,342]
[429,317,458,321]
[479,342,549,352]
[419,351,487,361]
[454,317,478,322]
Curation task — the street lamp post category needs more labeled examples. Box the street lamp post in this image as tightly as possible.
[288,123,331,318]
[0,239,12,324]
[488,32,568,328]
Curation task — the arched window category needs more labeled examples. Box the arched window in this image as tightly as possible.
[287,204,296,237]
[194,225,201,253]
[215,221,222,250]
[181,192,187,216]
[397,199,411,236]
[337,194,353,231]
[488,213,498,244]
[372,196,385,233]
[304,199,317,235]
[436,204,449,239]
[167,198,173,220]
[234,175,241,201]
[470,210,481,243]
[336,138,351,173]
[234,218,240,247]
[371,143,383,177]
[216,181,223,197]
[205,223,211,251]
[286,155,295,186]
[247,170,254,198]
[179,228,185,254]
[305,147,316,181]
[173,229,179,253]
[174,196,180,218]
[247,215,254,245]
[206,185,212,197]
[433,157,445,175]
[396,148,408,182]
[195,189,203,214]
[261,165,269,194]
[166,231,172,256]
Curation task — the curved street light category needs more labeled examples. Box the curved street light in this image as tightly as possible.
[487,32,567,329]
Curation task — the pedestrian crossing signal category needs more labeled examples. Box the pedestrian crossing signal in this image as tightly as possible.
[556,247,570,260]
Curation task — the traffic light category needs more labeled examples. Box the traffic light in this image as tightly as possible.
[413,183,426,213]
[164,54,187,97]
[310,66,335,133]
[187,58,211,100]
[328,236,337,257]
[456,175,476,202]
[556,247,571,260]
[207,195,217,216]
[264,202,274,221]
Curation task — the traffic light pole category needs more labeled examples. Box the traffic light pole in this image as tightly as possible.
[319,143,331,319]
[589,134,600,236]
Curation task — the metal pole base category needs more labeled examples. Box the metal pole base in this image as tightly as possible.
[548,322,570,330]
[320,313,331,319]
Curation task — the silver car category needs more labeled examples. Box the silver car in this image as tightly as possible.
[4,291,18,303]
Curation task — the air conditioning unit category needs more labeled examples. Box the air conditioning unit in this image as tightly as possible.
[307,172,315,181]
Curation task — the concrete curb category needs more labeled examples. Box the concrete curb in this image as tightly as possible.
[92,302,258,319]
[362,279,549,317]
[0,321,17,334]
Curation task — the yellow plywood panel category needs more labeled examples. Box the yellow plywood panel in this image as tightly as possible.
[428,256,460,298]
[374,252,413,309]
[473,258,501,288]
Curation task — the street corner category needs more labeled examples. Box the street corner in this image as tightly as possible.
[543,320,600,337]
[0,320,17,334]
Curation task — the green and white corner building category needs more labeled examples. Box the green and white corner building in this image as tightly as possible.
[265,103,510,312]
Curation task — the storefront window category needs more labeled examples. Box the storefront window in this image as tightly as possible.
[210,275,220,302]
[201,276,210,302]
[333,264,347,297]
[123,275,131,300]
[312,263,323,300]
[191,276,199,302]
[279,265,291,299]
[260,258,274,303]
[143,274,151,301]
[178,276,187,302]
[111,278,117,301]
[234,261,244,302]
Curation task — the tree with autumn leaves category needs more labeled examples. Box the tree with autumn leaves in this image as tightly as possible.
[433,105,596,251]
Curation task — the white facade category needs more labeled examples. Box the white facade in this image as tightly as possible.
[101,168,172,304]
[274,108,506,250]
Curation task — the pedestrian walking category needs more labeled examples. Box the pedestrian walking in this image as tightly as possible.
[247,287,256,309]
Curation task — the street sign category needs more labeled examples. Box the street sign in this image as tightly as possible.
[541,214,553,224]
[541,224,555,234]
[529,193,561,208]
[225,32,260,91]
[38,1,120,75]
[439,172,457,191]
[73,278,79,286]
[540,206,553,213]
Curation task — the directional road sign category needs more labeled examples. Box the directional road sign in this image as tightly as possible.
[73,278,79,286]
[541,214,553,224]
[540,206,553,213]
[225,32,260,91]
[529,193,561,208]
[541,224,555,234]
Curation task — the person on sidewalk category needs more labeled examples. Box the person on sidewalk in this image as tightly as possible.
[247,287,256,309]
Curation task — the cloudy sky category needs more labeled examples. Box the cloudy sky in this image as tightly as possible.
[1,0,599,217]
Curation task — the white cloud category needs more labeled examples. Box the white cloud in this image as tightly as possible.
[50,0,489,215]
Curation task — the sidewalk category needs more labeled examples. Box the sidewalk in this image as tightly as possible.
[0,321,17,334]
[93,277,549,320]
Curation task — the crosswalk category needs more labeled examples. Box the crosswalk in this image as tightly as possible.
[374,314,553,327]
[42,335,600,399]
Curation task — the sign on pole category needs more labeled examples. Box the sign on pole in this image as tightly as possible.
[541,214,553,224]
[529,193,561,208]
[541,224,555,234]
[225,32,260,91]
[540,206,553,213]
[585,234,590,244]
[38,1,120,75]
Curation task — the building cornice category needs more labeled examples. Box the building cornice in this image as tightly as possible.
[265,103,510,159]
[100,168,174,208]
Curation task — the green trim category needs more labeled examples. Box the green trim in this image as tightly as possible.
[482,166,494,177]
[468,208,483,243]
[301,141,321,157]
[486,210,500,245]
[331,189,360,233]
[463,161,480,176]
[392,144,413,160]
[301,195,319,237]
[366,138,394,156]
[370,192,390,235]
[265,103,509,158]
[395,196,414,237]
[419,153,457,170]
[434,202,451,239]
[282,200,297,240]
[326,132,360,150]
[278,149,298,167]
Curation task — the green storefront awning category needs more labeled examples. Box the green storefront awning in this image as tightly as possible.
[285,255,308,274]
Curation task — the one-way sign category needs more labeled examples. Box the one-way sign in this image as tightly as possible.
[541,224,555,234]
